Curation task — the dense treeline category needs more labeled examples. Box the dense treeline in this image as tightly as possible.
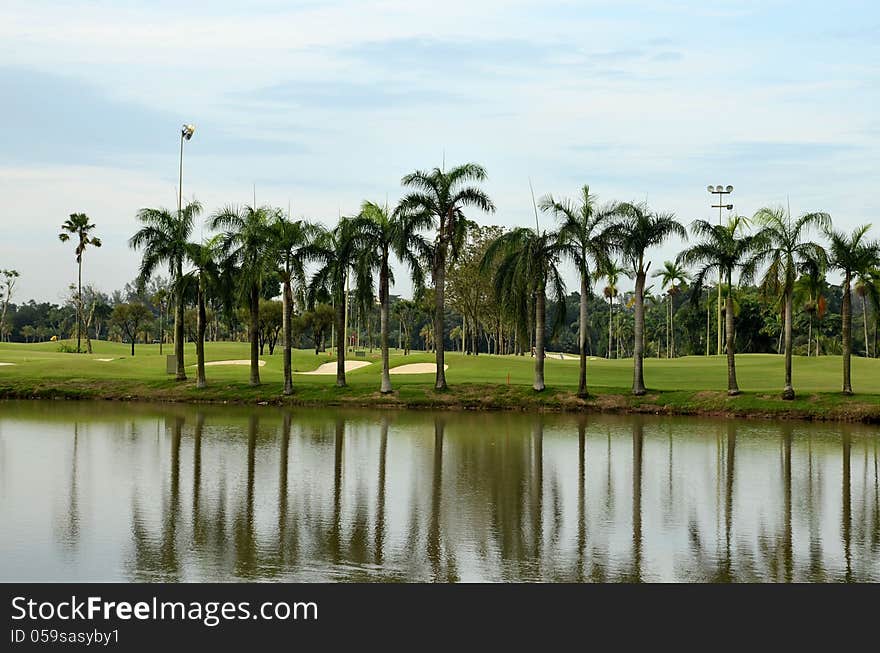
[2,165,879,399]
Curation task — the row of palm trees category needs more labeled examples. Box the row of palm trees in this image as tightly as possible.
[127,162,879,401]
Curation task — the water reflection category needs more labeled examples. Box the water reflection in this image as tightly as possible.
[0,401,878,582]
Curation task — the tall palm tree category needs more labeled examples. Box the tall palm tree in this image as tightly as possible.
[598,260,627,359]
[130,201,201,379]
[307,220,360,387]
[539,185,611,397]
[793,254,827,357]
[350,201,430,393]
[482,227,569,391]
[272,214,323,395]
[209,204,277,386]
[604,202,686,395]
[59,213,102,353]
[677,217,767,395]
[825,224,879,393]
[397,163,495,390]
[183,237,222,388]
[753,206,829,399]
[854,269,880,358]
[651,260,689,359]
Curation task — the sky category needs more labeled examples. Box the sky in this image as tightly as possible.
[1,0,878,303]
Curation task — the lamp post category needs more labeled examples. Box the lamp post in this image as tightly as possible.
[178,123,195,222]
[174,123,195,378]
[707,184,733,355]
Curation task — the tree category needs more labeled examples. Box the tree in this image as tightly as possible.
[304,303,334,354]
[392,298,418,355]
[604,202,686,395]
[58,214,101,353]
[183,237,221,388]
[482,227,569,391]
[397,163,495,389]
[651,261,689,359]
[111,303,151,356]
[753,206,830,399]
[793,254,827,357]
[130,201,202,380]
[854,269,879,358]
[350,201,428,393]
[209,205,276,386]
[0,269,19,343]
[307,220,360,387]
[677,217,767,395]
[825,224,879,394]
[272,215,322,395]
[597,260,627,359]
[258,300,284,355]
[540,185,611,397]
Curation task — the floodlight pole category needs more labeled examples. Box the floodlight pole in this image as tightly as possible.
[709,185,734,355]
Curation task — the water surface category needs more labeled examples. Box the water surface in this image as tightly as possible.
[0,401,877,582]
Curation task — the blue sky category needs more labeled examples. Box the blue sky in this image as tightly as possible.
[1,0,878,301]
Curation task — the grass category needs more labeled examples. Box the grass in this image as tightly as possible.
[1,339,880,422]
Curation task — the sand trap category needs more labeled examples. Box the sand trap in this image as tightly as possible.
[297,360,372,375]
[0,362,15,366]
[549,353,580,361]
[389,363,449,375]
[203,359,266,367]
[95,358,115,362]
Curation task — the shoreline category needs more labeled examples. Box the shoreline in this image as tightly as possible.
[2,379,880,423]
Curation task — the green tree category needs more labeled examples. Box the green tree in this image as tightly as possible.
[0,269,19,343]
[183,236,222,388]
[350,201,428,393]
[604,203,686,395]
[482,227,569,391]
[397,163,495,389]
[825,224,879,393]
[677,217,767,395]
[130,201,202,380]
[651,260,690,359]
[392,298,418,355]
[597,260,627,359]
[752,206,829,399]
[209,204,277,386]
[58,214,101,353]
[540,185,611,397]
[272,215,322,395]
[111,303,151,356]
[793,254,828,357]
[304,303,334,354]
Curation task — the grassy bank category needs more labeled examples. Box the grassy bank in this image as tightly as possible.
[1,340,880,422]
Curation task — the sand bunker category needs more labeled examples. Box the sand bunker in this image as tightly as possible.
[203,359,266,367]
[0,362,16,366]
[297,360,372,375]
[549,353,579,361]
[389,363,449,375]
[95,358,115,362]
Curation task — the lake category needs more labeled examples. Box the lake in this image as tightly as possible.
[0,401,877,582]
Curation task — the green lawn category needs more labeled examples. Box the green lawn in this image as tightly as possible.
[1,339,879,420]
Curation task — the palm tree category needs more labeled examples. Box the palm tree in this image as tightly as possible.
[539,185,611,397]
[183,237,222,388]
[677,217,767,395]
[854,269,880,358]
[651,260,689,359]
[598,260,627,359]
[753,206,829,399]
[130,201,202,380]
[59,213,102,353]
[825,225,879,393]
[350,201,429,393]
[272,214,322,395]
[793,254,827,357]
[482,227,569,391]
[209,204,277,386]
[397,163,495,390]
[307,220,360,387]
[604,202,686,395]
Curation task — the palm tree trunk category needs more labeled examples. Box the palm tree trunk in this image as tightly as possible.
[577,272,588,397]
[725,273,739,395]
[782,290,794,400]
[670,295,675,358]
[861,294,869,358]
[174,271,187,380]
[335,296,347,387]
[842,273,852,394]
[608,296,613,359]
[196,279,207,388]
[534,283,546,392]
[249,284,261,386]
[632,270,646,396]
[379,256,392,394]
[282,276,293,395]
[433,246,448,390]
[76,257,82,353]
[807,313,812,357]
